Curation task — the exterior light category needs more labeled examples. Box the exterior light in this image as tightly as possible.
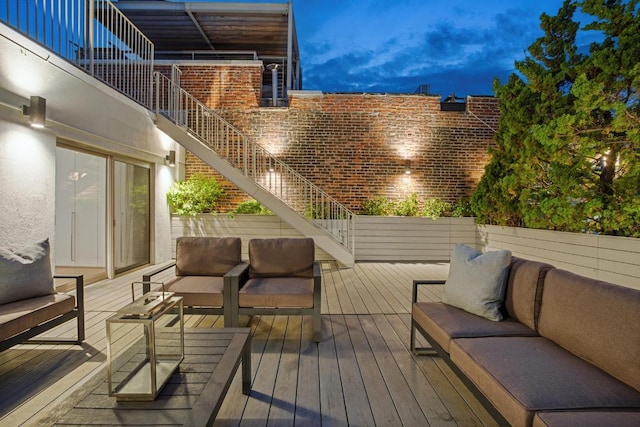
[405,159,411,175]
[166,150,176,167]
[268,157,275,172]
[22,96,46,128]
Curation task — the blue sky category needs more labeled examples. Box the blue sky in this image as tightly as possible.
[291,0,588,97]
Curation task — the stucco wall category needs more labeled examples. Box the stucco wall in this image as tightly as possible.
[0,116,56,251]
[0,26,178,270]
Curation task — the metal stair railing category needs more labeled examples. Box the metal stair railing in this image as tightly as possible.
[154,72,354,254]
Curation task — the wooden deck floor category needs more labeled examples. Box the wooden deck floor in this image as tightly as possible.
[0,262,498,427]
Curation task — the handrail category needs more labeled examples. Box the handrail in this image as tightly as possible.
[1,0,154,108]
[155,72,355,254]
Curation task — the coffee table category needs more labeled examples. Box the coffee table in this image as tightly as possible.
[51,328,251,426]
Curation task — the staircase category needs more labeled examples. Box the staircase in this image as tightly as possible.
[154,72,355,267]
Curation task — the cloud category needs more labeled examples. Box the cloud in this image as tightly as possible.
[296,0,568,97]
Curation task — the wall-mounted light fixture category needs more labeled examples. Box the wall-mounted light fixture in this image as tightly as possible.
[404,159,412,175]
[268,157,275,172]
[166,150,176,167]
[22,96,46,128]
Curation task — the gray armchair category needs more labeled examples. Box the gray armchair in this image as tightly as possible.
[228,238,322,342]
[142,237,244,327]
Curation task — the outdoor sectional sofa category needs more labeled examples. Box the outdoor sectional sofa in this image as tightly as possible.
[411,255,640,427]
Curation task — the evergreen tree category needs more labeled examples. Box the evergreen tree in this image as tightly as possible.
[472,0,640,236]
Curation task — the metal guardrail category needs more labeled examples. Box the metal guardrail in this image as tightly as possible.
[1,0,154,108]
[155,72,355,254]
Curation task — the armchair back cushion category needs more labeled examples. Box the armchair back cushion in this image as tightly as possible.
[175,237,241,276]
[0,239,54,305]
[248,238,314,278]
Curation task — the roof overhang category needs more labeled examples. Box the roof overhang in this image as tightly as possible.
[113,1,298,59]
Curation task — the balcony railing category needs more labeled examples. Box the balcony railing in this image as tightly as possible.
[155,72,355,254]
[1,0,154,108]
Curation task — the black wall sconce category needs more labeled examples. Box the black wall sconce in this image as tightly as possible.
[22,96,46,128]
[405,159,411,175]
[166,150,176,167]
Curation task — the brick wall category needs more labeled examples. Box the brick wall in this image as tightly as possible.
[169,63,498,213]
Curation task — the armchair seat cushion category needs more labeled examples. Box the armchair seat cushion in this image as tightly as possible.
[239,277,314,308]
[165,276,224,307]
[0,293,75,341]
[413,302,537,353]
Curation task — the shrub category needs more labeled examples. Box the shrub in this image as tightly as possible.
[451,199,473,217]
[233,199,272,215]
[166,174,224,216]
[394,193,420,217]
[421,198,452,219]
[360,196,394,216]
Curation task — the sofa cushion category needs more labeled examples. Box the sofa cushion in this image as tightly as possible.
[0,293,75,341]
[503,258,554,330]
[533,410,640,427]
[443,244,511,321]
[239,277,314,308]
[538,269,640,392]
[248,238,314,279]
[175,237,241,276]
[412,302,537,353]
[0,239,54,306]
[450,336,640,427]
[164,276,224,307]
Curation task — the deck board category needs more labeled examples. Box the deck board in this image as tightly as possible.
[0,262,502,427]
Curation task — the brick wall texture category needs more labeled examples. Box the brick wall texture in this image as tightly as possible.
[167,64,499,213]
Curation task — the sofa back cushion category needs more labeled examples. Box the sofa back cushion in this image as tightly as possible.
[175,237,241,276]
[248,238,314,278]
[503,258,554,330]
[0,238,55,305]
[538,269,640,392]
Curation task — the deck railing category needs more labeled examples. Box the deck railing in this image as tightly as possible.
[0,0,154,108]
[155,72,355,254]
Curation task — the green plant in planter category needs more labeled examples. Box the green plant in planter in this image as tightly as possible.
[360,196,394,216]
[394,193,420,216]
[233,199,272,215]
[451,199,473,217]
[421,198,452,219]
[166,173,224,216]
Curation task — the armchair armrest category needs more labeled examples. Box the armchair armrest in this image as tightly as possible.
[412,279,446,303]
[313,261,321,292]
[54,274,84,310]
[224,263,250,327]
[53,274,85,342]
[141,262,176,293]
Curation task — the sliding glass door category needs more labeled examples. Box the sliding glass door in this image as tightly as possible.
[114,160,150,273]
[56,145,151,280]
[55,147,107,271]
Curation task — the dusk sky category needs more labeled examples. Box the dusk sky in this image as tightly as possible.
[290,0,593,98]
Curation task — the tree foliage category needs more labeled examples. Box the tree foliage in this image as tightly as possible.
[472,0,640,236]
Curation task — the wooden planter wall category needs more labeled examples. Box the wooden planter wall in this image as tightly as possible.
[170,215,640,289]
[170,215,477,262]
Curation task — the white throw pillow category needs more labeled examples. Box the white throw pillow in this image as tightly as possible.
[0,238,55,305]
[443,243,512,321]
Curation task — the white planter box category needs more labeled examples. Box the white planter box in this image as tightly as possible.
[171,214,477,263]
[478,225,640,290]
